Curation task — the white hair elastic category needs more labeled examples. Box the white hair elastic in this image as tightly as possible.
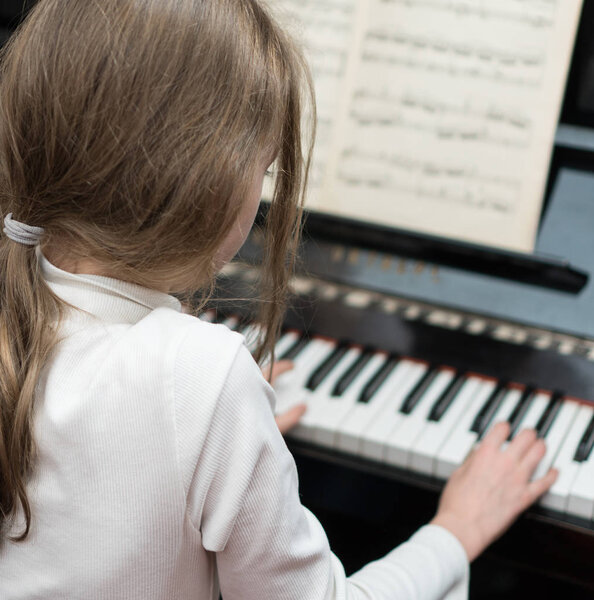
[3,213,45,246]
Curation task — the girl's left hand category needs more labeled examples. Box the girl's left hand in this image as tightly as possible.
[261,360,307,435]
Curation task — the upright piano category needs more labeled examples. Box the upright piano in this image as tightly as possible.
[2,0,593,595]
[209,2,594,595]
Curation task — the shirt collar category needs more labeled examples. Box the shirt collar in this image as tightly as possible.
[37,247,182,325]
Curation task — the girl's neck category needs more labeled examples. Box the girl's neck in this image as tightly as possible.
[41,245,108,277]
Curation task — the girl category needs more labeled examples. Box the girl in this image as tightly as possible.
[0,1,557,598]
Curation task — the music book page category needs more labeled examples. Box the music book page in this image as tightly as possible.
[270,0,583,253]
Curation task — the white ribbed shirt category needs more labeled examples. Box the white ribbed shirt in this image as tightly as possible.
[0,251,469,599]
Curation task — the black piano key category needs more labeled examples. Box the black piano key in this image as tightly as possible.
[279,334,310,361]
[507,386,535,440]
[427,371,466,422]
[535,392,564,439]
[305,343,349,392]
[399,366,438,415]
[332,349,374,397]
[357,355,399,404]
[470,382,508,438]
[573,413,594,463]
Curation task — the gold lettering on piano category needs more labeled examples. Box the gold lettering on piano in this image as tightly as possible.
[331,245,346,262]
[347,248,360,265]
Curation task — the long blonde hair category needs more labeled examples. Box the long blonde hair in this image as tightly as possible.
[0,0,314,541]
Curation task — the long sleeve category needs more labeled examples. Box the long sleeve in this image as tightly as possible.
[176,333,469,600]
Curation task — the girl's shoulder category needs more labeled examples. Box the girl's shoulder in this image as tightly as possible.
[133,307,247,372]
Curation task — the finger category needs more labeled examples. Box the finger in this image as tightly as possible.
[265,360,294,385]
[271,360,294,376]
[479,421,510,451]
[525,467,558,505]
[275,404,306,435]
[506,428,538,461]
[519,437,546,477]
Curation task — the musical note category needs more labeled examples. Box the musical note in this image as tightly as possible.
[362,30,545,88]
[378,0,557,29]
[349,89,532,147]
[337,147,520,214]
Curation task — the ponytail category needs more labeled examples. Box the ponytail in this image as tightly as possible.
[0,0,314,541]
[0,239,63,540]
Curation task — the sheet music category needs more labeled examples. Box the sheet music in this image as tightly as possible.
[271,0,583,252]
[266,0,362,209]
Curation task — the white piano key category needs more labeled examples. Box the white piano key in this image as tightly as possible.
[343,290,374,308]
[567,421,594,520]
[289,347,363,442]
[219,261,241,277]
[403,304,422,320]
[336,359,415,454]
[532,335,553,350]
[311,353,388,447]
[532,400,580,482]
[493,325,527,344]
[514,392,551,432]
[290,276,314,295]
[274,331,301,358]
[220,315,240,330]
[471,389,549,458]
[540,404,594,512]
[426,311,462,329]
[557,341,575,356]
[241,323,261,353]
[199,309,216,322]
[466,318,487,335]
[319,283,340,301]
[360,363,428,461]
[481,387,524,437]
[385,369,456,468]
[435,379,497,479]
[410,376,482,476]
[274,338,337,414]
[261,331,299,372]
[380,298,400,314]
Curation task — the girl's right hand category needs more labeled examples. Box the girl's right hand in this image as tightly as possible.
[430,421,558,562]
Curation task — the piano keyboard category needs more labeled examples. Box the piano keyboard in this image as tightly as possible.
[201,310,594,525]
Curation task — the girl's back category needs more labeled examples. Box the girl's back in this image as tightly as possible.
[0,253,247,597]
[0,1,310,596]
